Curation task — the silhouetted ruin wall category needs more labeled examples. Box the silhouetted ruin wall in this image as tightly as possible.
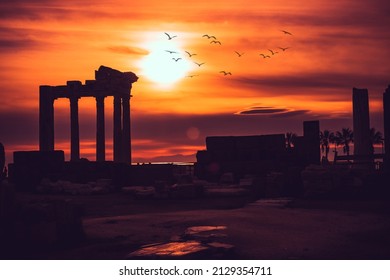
[195,134,289,181]
[8,150,179,191]
[9,151,65,191]
[384,85,390,172]
[195,121,320,184]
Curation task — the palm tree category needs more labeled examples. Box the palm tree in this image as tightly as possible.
[335,128,353,156]
[285,132,297,149]
[329,132,339,154]
[320,130,334,160]
[369,127,384,154]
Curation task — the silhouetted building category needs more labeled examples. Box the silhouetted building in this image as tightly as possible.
[39,66,138,163]
[195,121,321,181]
[353,88,371,158]
[384,85,390,171]
[195,134,286,181]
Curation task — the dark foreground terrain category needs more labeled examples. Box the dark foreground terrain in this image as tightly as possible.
[3,192,390,260]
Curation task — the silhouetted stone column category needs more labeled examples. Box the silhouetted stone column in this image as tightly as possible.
[113,95,122,162]
[384,85,390,172]
[96,95,105,162]
[303,120,320,165]
[70,97,80,161]
[39,86,55,151]
[122,95,131,163]
[353,88,371,158]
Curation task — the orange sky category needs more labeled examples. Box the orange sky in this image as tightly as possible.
[1,0,389,163]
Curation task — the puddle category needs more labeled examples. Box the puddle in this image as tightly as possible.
[185,225,227,235]
[128,225,234,259]
[128,241,208,258]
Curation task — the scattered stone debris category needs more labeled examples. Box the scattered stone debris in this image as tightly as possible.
[121,186,156,199]
[169,183,204,199]
[301,165,365,197]
[204,185,249,197]
[36,178,113,195]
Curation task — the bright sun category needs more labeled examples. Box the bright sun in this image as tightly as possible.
[138,37,194,87]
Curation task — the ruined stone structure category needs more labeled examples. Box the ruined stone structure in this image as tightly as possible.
[194,120,321,183]
[384,85,390,171]
[39,66,138,163]
[303,120,320,165]
[352,88,371,158]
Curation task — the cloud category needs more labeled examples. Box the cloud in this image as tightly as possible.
[0,27,42,51]
[236,105,311,119]
[107,46,149,55]
[0,4,75,20]
[237,107,288,115]
[231,72,390,100]
[269,110,311,118]
[0,38,39,52]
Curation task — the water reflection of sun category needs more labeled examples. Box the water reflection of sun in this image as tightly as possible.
[138,37,193,87]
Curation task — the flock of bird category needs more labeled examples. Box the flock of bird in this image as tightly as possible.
[163,30,293,78]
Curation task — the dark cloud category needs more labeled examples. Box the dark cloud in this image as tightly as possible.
[213,2,390,32]
[238,108,288,115]
[0,110,39,147]
[0,1,147,22]
[269,110,311,118]
[0,27,55,52]
[0,4,74,20]
[0,38,39,52]
[231,72,390,100]
[107,46,149,55]
[236,104,311,118]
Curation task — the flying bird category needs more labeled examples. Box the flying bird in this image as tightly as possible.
[281,30,292,35]
[202,34,216,39]
[164,32,177,40]
[268,49,278,55]
[194,62,205,67]
[172,58,182,62]
[260,54,270,58]
[220,71,232,75]
[186,74,199,78]
[235,51,244,57]
[165,50,177,54]
[210,40,222,45]
[185,51,197,57]
[278,47,289,51]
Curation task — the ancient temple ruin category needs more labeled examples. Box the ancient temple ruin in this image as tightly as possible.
[39,66,138,163]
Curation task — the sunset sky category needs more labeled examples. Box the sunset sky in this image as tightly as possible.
[1,0,389,163]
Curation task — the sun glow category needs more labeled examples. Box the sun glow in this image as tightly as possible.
[138,38,194,87]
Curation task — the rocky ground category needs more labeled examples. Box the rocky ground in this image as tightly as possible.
[5,192,390,260]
